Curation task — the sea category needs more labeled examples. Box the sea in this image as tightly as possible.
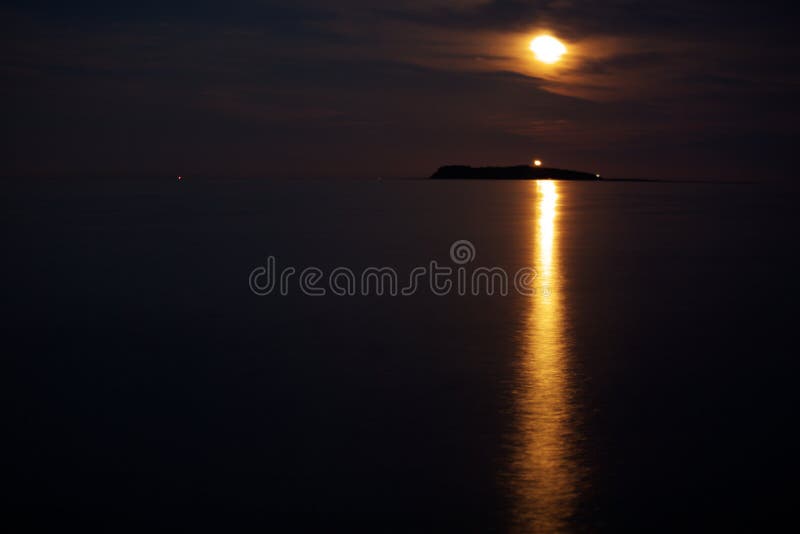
[4,178,799,531]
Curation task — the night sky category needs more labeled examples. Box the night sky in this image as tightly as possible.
[2,1,798,180]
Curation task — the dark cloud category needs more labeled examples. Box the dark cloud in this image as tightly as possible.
[380,0,793,38]
[0,1,334,24]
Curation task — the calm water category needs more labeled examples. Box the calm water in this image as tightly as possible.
[5,178,799,531]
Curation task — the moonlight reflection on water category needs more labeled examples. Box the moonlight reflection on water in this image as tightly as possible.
[511,181,583,532]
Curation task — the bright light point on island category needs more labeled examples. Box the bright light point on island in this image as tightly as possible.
[534,159,542,167]
[530,35,566,64]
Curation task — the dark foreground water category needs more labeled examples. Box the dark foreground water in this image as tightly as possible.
[4,178,799,531]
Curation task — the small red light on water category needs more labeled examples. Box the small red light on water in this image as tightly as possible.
[177,176,182,181]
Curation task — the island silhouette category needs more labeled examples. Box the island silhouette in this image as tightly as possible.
[430,165,600,180]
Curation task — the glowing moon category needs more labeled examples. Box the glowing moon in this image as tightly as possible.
[530,35,566,64]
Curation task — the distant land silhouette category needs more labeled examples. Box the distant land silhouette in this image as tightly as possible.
[430,165,600,181]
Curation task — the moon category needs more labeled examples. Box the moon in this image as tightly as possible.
[530,35,567,64]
